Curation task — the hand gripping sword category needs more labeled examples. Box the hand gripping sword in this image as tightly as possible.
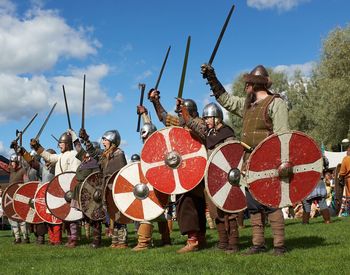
[208,4,235,65]
[34,103,57,140]
[136,83,146,132]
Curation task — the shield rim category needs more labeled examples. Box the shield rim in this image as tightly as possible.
[1,183,24,222]
[246,130,323,208]
[140,126,208,195]
[205,140,247,213]
[112,161,167,222]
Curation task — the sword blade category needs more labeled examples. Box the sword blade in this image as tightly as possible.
[136,83,146,132]
[35,103,57,140]
[51,134,59,143]
[154,46,171,90]
[177,36,191,99]
[82,74,86,129]
[208,4,235,65]
[14,113,38,142]
[62,85,72,129]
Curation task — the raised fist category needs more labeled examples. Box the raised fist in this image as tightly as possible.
[16,146,26,156]
[148,88,160,102]
[79,128,89,142]
[10,140,18,149]
[201,63,216,79]
[30,138,41,151]
[137,105,148,115]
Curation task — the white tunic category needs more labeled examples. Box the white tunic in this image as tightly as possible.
[40,150,81,175]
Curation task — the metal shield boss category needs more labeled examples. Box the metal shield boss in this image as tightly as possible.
[205,140,247,213]
[79,171,106,221]
[104,172,131,224]
[141,127,207,195]
[246,131,323,208]
[46,172,83,221]
[13,181,43,224]
[112,161,168,221]
[2,183,24,222]
[34,182,62,224]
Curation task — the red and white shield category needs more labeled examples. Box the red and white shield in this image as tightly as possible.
[141,127,207,195]
[246,131,323,208]
[112,161,168,221]
[104,172,131,224]
[13,181,43,224]
[34,182,62,225]
[46,172,83,221]
[2,183,24,222]
[205,141,247,213]
[79,171,106,221]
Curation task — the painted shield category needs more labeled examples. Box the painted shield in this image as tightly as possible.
[141,127,207,195]
[46,172,83,221]
[13,181,43,224]
[79,171,106,221]
[112,161,169,221]
[246,131,323,208]
[34,182,62,224]
[205,141,247,213]
[2,183,24,222]
[104,172,131,224]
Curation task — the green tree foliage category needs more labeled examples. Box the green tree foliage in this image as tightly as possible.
[306,25,350,148]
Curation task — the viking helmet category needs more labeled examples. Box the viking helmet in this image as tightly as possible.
[141,123,157,140]
[58,132,73,150]
[202,102,223,122]
[131,154,140,162]
[102,130,121,147]
[183,99,198,117]
[10,153,20,163]
[243,65,272,89]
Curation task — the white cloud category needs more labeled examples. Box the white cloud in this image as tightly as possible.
[0,64,113,123]
[135,70,152,82]
[273,61,315,79]
[247,0,310,11]
[118,43,133,57]
[0,6,97,74]
[0,141,11,158]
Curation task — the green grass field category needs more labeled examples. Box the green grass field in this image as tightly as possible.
[1,216,349,275]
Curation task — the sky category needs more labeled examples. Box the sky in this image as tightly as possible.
[0,0,349,160]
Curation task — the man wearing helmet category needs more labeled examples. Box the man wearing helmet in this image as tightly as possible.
[201,64,289,256]
[131,105,171,251]
[6,154,30,244]
[30,131,82,246]
[148,89,207,253]
[79,128,129,249]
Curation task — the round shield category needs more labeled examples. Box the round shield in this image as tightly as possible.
[46,172,83,221]
[246,131,323,208]
[79,171,106,221]
[141,126,207,195]
[104,172,131,224]
[13,181,43,224]
[2,183,24,222]
[34,182,62,224]
[112,161,168,221]
[205,141,247,213]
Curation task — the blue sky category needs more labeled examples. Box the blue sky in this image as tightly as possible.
[0,0,349,160]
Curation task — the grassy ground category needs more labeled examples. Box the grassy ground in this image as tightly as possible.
[0,216,349,275]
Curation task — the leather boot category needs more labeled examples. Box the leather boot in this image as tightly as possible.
[321,209,331,224]
[268,209,285,251]
[206,211,215,229]
[176,239,199,254]
[250,212,265,247]
[111,224,128,249]
[302,211,310,224]
[226,219,239,254]
[132,223,153,251]
[158,221,171,246]
[216,222,228,250]
[237,211,245,229]
[91,222,102,248]
[37,235,45,245]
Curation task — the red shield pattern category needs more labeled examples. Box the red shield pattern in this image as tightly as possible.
[34,182,62,224]
[2,183,24,222]
[141,127,207,195]
[112,162,168,221]
[246,131,323,208]
[46,172,83,221]
[205,141,247,213]
[13,181,43,224]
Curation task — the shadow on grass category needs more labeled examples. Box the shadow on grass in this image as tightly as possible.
[285,235,330,251]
